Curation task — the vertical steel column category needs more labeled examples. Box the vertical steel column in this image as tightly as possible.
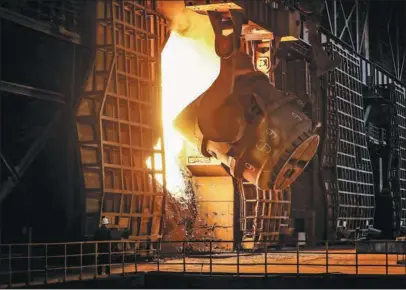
[356,0,359,53]
[94,243,98,278]
[296,242,299,275]
[355,245,358,275]
[98,0,116,227]
[157,241,160,272]
[8,245,11,288]
[79,243,83,280]
[363,5,370,59]
[64,244,67,282]
[326,241,329,273]
[156,14,169,252]
[209,240,212,275]
[385,241,388,275]
[27,244,31,286]
[236,244,240,276]
[319,42,340,239]
[0,16,2,247]
[122,241,125,275]
[134,242,138,273]
[45,244,48,284]
[66,33,77,237]
[264,242,268,277]
[333,0,337,36]
[183,241,186,273]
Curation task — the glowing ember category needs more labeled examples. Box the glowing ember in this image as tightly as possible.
[146,26,220,199]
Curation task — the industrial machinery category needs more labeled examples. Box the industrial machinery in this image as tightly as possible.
[176,1,344,187]
[172,0,339,247]
[174,0,405,244]
[174,50,320,192]
[2,0,406,250]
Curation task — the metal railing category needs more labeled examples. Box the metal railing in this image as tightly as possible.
[1,239,406,288]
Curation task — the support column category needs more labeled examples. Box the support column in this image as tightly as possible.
[65,43,76,240]
[0,17,3,247]
[0,113,2,245]
[364,6,370,59]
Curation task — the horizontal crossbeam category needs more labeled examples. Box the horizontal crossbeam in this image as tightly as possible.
[0,80,66,104]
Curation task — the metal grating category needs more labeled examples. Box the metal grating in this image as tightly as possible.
[76,0,168,245]
[393,84,406,231]
[239,182,291,246]
[323,41,375,239]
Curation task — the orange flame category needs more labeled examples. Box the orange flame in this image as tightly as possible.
[146,11,220,199]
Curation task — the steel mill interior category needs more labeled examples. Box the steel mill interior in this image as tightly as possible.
[0,0,405,253]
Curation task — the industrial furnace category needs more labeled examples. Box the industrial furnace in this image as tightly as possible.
[76,0,400,250]
[163,0,324,248]
[1,0,406,248]
[75,0,327,251]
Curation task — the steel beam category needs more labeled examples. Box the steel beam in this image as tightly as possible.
[323,0,369,58]
[0,111,63,205]
[0,7,80,45]
[0,153,19,182]
[0,81,66,104]
[338,1,355,48]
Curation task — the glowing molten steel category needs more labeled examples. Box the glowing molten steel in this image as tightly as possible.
[146,31,220,199]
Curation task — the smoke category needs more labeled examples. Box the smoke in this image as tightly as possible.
[156,0,215,49]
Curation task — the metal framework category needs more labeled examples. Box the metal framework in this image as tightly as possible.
[0,0,82,207]
[1,0,404,246]
[239,182,291,246]
[393,85,406,232]
[321,40,375,239]
[76,0,168,247]
[0,0,82,44]
[363,82,401,238]
[370,1,406,81]
[322,0,370,58]
[322,0,405,81]
[358,57,406,234]
[299,0,406,239]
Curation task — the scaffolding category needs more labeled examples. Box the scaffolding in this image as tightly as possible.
[76,0,168,247]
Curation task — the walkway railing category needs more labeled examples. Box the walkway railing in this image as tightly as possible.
[0,240,406,288]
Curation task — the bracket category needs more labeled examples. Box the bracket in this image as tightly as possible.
[207,9,244,59]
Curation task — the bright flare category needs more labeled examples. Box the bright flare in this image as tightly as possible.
[146,30,220,199]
